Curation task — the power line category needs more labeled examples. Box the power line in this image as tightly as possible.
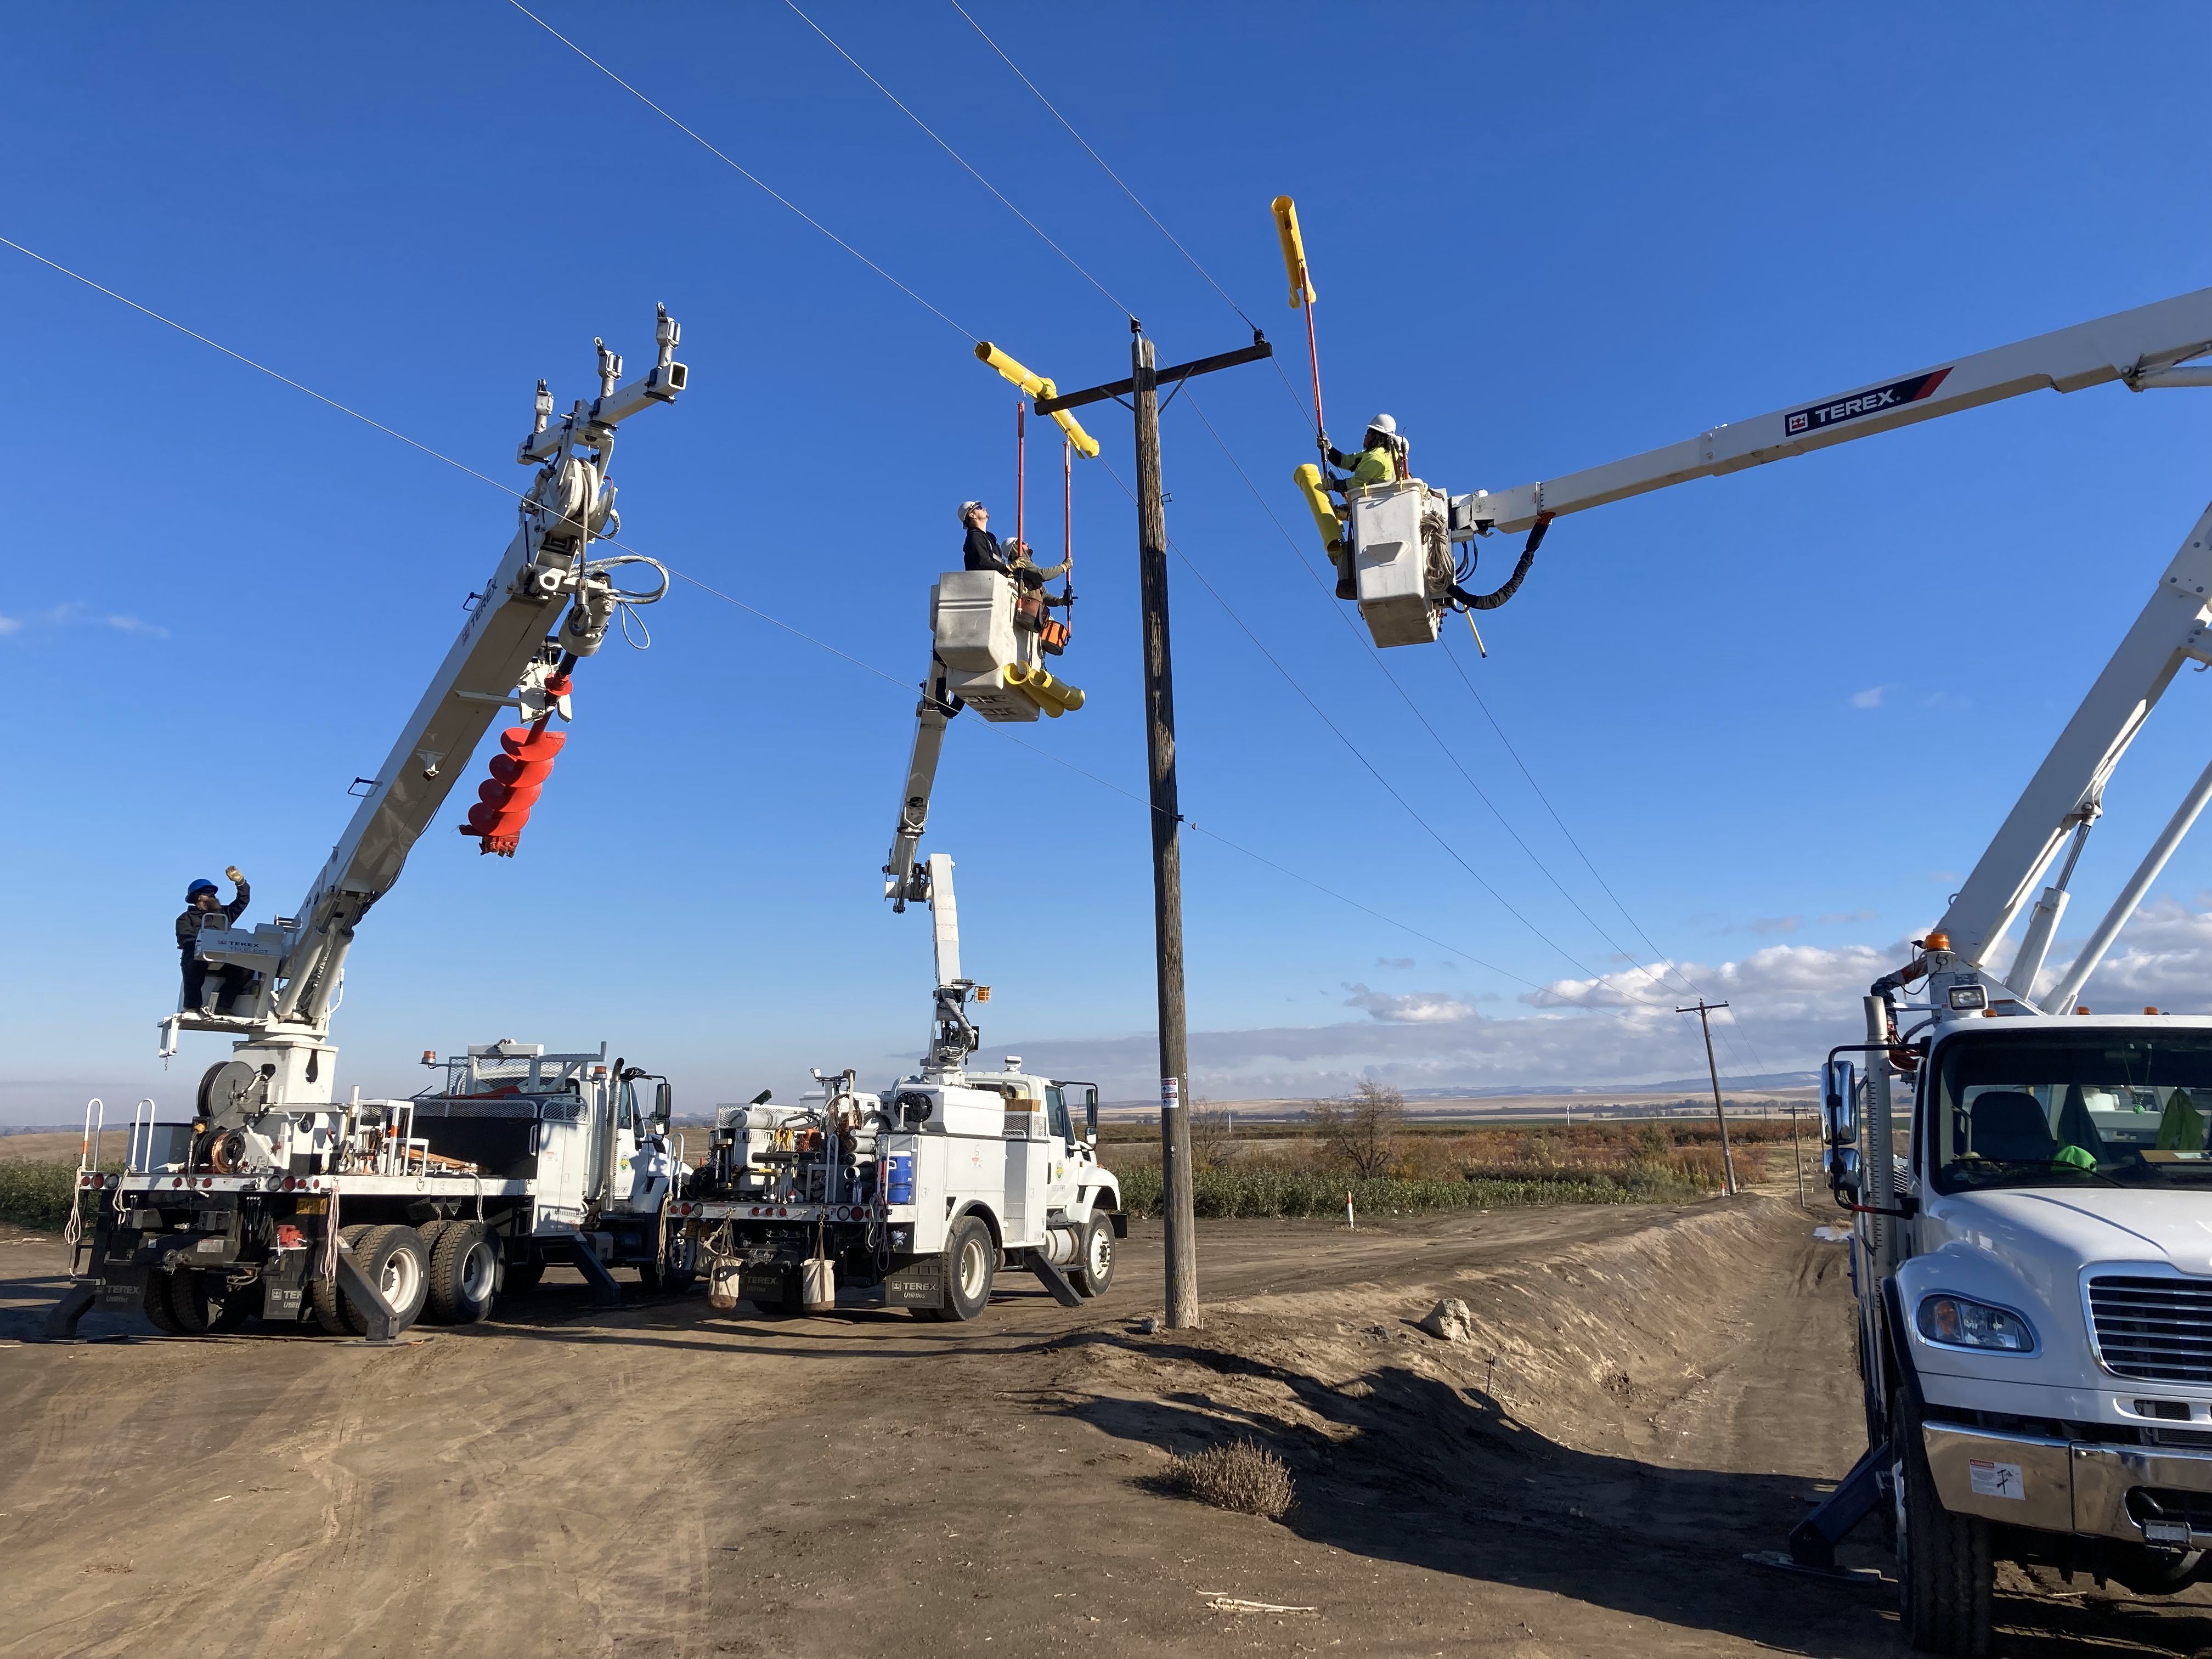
[944,0,1255,333]
[1435,630,1776,1075]
[782,0,1135,321]
[1088,452,1694,1026]
[0,230,1609,1015]
[939,2,1323,427]
[505,0,979,345]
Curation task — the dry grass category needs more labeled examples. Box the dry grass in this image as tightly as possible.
[1157,1439,1295,1519]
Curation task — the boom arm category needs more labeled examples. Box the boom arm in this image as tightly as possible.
[1445,289,2212,1001]
[190,307,687,1043]
[885,662,958,912]
[1452,289,2212,535]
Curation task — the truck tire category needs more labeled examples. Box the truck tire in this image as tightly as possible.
[640,1227,697,1295]
[312,1224,371,1334]
[168,1269,258,1334]
[142,1272,184,1335]
[1071,1214,1115,1298]
[351,1225,430,1334]
[943,1216,996,1323]
[426,1221,498,1325]
[1895,1395,1993,1655]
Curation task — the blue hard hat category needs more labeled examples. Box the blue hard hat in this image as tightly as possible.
[187,878,219,900]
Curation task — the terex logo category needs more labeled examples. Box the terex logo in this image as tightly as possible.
[1784,366,1953,437]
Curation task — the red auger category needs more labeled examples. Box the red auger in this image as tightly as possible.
[460,701,568,857]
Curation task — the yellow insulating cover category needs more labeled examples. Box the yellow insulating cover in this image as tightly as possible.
[1293,462,1342,550]
[1272,196,1316,308]
[975,340,1049,399]
[1005,660,1085,714]
[1043,390,1102,460]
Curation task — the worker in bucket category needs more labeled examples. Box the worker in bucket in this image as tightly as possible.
[176,866,252,1014]
[960,500,1021,574]
[1294,415,1405,599]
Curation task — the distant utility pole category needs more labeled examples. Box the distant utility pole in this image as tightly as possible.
[1678,1000,1740,1195]
[1036,320,1272,1330]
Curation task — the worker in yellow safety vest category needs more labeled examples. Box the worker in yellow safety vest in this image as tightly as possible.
[1292,414,1405,599]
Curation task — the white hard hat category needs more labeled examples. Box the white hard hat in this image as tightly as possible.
[960,500,985,524]
[1365,414,1397,437]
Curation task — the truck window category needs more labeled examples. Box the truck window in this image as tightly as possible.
[1045,1086,1073,1143]
[617,1080,636,1131]
[1931,1030,2212,1194]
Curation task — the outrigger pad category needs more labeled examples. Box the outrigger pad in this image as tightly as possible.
[1024,1250,1084,1308]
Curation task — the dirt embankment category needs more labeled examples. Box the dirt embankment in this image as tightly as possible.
[5,1197,2209,1657]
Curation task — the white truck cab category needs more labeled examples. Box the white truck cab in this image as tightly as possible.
[1812,992,2212,1648]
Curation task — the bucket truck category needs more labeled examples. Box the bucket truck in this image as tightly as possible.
[668,543,1119,1319]
[48,308,692,1342]
[671,851,1125,1320]
[1416,286,2212,1651]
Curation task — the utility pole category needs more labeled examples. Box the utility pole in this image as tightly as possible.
[1678,1000,1739,1195]
[1036,321,1272,1330]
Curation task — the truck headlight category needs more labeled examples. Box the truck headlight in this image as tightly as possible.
[1917,1293,2036,1353]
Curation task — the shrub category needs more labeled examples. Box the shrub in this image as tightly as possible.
[1159,1439,1294,1519]
[0,1161,82,1231]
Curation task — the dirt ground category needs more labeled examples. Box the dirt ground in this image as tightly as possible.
[5,1195,2209,1658]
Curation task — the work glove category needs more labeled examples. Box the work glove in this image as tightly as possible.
[225,866,245,884]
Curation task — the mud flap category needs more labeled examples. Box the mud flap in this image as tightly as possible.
[1024,1250,1085,1309]
[884,1257,945,1311]
[42,1280,97,1339]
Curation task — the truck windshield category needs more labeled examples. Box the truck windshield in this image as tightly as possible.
[1932,1030,2212,1194]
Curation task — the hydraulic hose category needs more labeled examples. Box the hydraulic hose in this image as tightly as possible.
[1449,513,1550,612]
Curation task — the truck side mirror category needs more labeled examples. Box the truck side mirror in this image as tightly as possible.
[1825,1145,1861,1203]
[1821,1060,1858,1148]
[653,1079,672,1128]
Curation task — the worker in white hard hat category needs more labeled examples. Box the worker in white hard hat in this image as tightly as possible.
[1318,415,1406,599]
[961,501,1068,584]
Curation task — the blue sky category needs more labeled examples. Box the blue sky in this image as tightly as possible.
[5,2,2210,1121]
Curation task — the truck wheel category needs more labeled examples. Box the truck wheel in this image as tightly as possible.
[311,1226,370,1334]
[641,1229,697,1295]
[1071,1215,1115,1297]
[325,1224,430,1336]
[426,1221,497,1325]
[943,1216,996,1322]
[169,1271,258,1334]
[142,1272,184,1335]
[1895,1395,1993,1655]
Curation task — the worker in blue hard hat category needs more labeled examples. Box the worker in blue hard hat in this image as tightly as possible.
[176,866,252,1015]
[1319,415,1406,598]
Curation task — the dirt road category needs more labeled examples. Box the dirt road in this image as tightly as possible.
[4,1197,2208,1657]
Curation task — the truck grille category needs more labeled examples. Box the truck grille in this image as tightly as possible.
[2090,1276,2212,1383]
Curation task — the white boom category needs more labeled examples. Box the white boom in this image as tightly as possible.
[170,308,688,1105]
[1447,289,2212,1000]
[1451,289,2212,535]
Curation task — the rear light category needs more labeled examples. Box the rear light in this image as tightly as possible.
[172,1177,184,1188]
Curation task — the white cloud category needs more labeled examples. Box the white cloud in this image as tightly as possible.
[1341,983,1479,1023]
[1849,685,1892,709]
[0,602,168,641]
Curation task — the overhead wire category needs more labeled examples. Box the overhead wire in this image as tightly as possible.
[497,6,1718,1035]
[912,6,1765,1065]
[781,0,1135,322]
[505,0,979,345]
[1163,387,1729,1037]
[1435,630,1776,1074]
[0,230,1589,1009]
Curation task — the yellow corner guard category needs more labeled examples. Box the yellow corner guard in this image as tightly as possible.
[1004,660,1085,716]
[974,341,1101,459]
[1272,196,1316,308]
[1293,462,1341,556]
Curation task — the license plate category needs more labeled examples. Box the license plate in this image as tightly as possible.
[294,1198,328,1215]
